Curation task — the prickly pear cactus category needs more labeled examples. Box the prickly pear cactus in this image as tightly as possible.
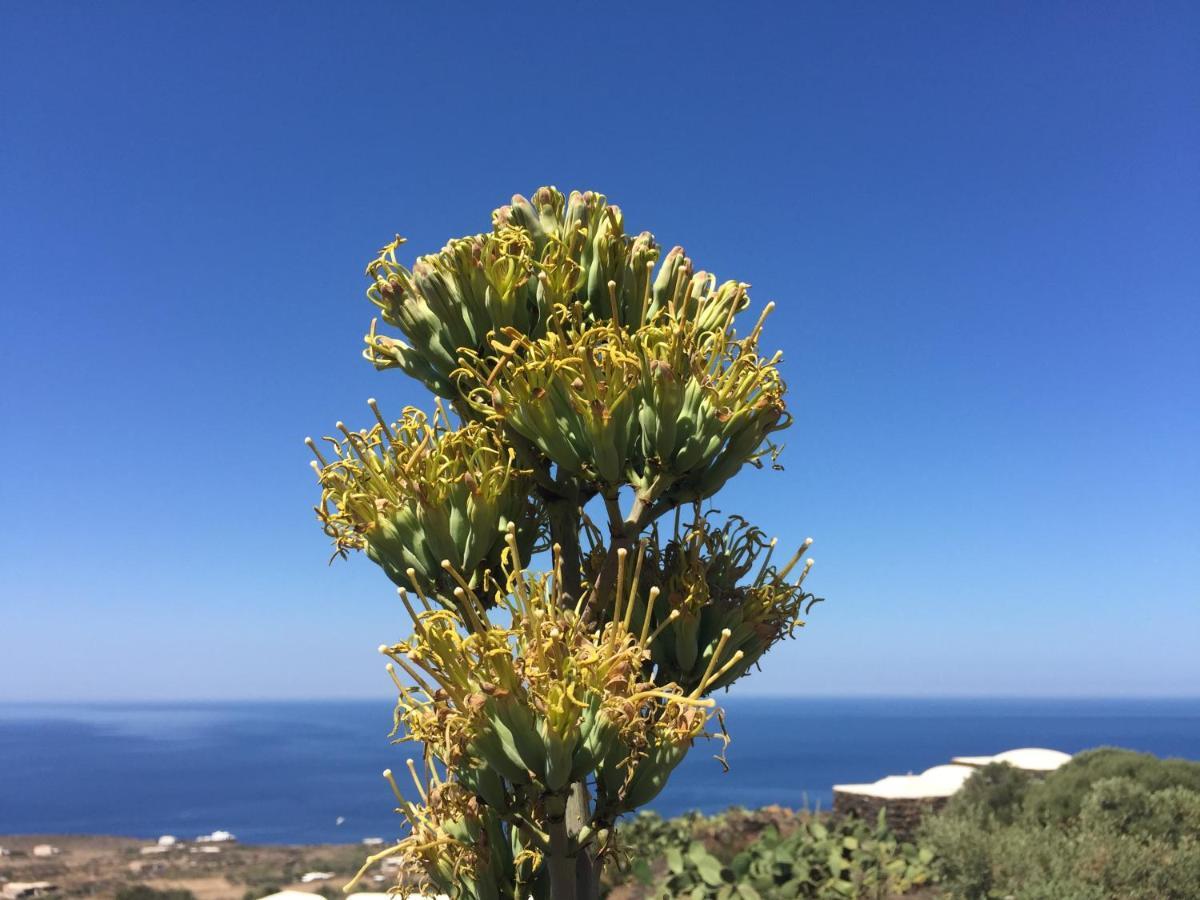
[305,188,821,900]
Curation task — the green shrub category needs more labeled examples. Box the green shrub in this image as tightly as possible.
[1145,785,1200,844]
[1024,747,1200,826]
[943,762,1033,825]
[923,750,1200,900]
[607,808,934,898]
[1077,776,1152,834]
[924,811,1186,899]
[917,813,997,898]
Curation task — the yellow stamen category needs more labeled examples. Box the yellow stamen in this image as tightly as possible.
[692,628,732,698]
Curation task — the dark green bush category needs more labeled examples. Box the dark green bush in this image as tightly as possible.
[1145,784,1200,844]
[924,808,1198,899]
[916,813,996,898]
[1077,776,1153,834]
[923,750,1200,900]
[943,762,1032,825]
[1024,747,1200,826]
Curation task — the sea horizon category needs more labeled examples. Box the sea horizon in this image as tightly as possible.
[5,693,1200,705]
[2,697,1198,844]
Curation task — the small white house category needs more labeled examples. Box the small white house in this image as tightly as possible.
[30,846,59,858]
[299,872,334,884]
[833,746,1074,839]
[195,830,236,843]
[157,835,178,847]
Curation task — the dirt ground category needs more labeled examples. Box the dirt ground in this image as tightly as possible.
[0,834,379,899]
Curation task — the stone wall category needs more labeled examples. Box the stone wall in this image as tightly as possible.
[832,791,949,840]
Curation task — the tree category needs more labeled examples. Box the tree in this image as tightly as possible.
[306,187,821,899]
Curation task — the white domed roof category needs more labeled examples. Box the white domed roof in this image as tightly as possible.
[920,764,976,789]
[994,748,1072,770]
[952,747,1071,772]
[834,763,975,799]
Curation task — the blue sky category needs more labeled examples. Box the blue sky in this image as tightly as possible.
[2,2,1196,701]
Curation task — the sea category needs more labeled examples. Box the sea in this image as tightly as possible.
[1,698,1197,844]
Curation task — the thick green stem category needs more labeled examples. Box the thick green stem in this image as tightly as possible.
[568,781,600,900]
[545,494,583,610]
[546,808,578,900]
[542,783,600,900]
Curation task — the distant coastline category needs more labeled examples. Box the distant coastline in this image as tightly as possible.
[0,833,370,899]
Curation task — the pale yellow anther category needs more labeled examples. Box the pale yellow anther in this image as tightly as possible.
[305,436,330,468]
[796,558,815,587]
[704,649,747,692]
[693,628,734,698]
[611,548,629,635]
[639,586,662,647]
[644,608,682,646]
[382,768,405,805]
[405,758,428,804]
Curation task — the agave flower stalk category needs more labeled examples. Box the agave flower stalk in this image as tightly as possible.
[305,186,823,900]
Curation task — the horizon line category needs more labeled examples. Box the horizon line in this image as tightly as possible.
[3,693,1199,705]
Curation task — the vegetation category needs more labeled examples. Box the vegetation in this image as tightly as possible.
[921,749,1200,899]
[599,749,1200,900]
[1023,746,1200,825]
[604,807,933,899]
[306,187,820,899]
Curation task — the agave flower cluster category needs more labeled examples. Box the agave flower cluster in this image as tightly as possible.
[309,403,537,598]
[345,532,731,899]
[598,512,822,696]
[306,187,820,899]
[456,300,787,507]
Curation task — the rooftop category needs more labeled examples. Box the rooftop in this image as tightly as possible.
[952,747,1072,772]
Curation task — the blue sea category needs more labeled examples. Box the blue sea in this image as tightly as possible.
[1,698,1197,844]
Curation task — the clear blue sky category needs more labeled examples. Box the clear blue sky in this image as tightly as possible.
[2,3,1196,701]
